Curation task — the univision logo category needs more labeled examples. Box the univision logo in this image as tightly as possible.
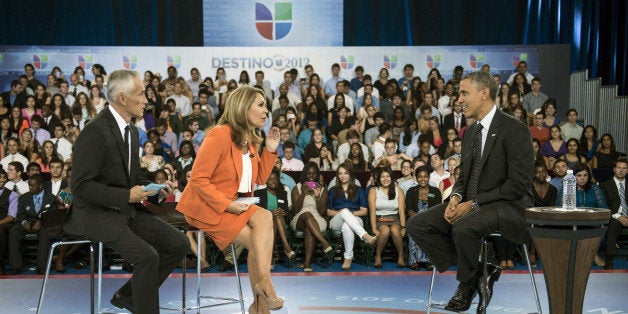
[340,55,354,70]
[383,55,397,69]
[78,55,93,70]
[33,55,48,69]
[469,54,484,69]
[426,55,440,69]
[123,55,137,69]
[167,56,181,68]
[255,1,292,40]
[513,53,528,67]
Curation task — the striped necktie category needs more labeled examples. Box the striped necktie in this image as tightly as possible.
[467,123,484,201]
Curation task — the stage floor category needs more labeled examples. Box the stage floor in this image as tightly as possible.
[1,270,627,313]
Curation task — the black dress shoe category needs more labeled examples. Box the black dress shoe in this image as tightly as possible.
[110,290,135,312]
[477,263,502,314]
[444,282,477,312]
[604,257,614,270]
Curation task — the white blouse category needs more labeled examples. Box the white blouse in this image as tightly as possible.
[238,152,253,193]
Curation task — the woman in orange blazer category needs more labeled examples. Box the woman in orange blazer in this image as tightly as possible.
[177,85,282,314]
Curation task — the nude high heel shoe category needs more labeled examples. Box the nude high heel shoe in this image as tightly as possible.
[252,280,284,310]
[248,295,270,314]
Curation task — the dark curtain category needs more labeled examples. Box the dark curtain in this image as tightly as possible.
[345,0,627,94]
[0,1,624,94]
[0,0,203,46]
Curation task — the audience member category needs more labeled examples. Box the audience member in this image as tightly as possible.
[549,159,568,192]
[529,111,550,145]
[0,171,18,275]
[592,133,619,169]
[2,138,29,171]
[281,141,304,171]
[600,159,628,269]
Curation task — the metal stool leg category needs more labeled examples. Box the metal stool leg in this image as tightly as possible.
[426,266,438,313]
[197,242,245,313]
[478,237,489,314]
[521,243,542,314]
[37,239,94,314]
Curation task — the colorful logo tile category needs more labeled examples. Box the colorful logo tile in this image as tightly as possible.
[340,55,354,70]
[78,55,93,70]
[383,55,397,69]
[123,55,137,69]
[33,55,48,69]
[255,2,292,40]
[426,55,440,69]
[513,53,528,67]
[469,54,484,68]
[167,55,181,68]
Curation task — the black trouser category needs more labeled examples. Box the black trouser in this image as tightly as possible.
[104,210,189,314]
[494,237,518,261]
[605,218,627,259]
[407,202,502,284]
[8,222,49,271]
[0,222,15,265]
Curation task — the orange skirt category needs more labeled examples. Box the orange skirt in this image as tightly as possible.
[184,204,260,251]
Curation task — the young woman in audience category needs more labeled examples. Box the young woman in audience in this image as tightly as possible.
[51,93,72,119]
[532,162,557,207]
[512,103,530,125]
[396,160,414,189]
[0,95,10,121]
[592,133,620,169]
[34,84,51,108]
[285,107,302,138]
[512,73,531,98]
[399,119,419,154]
[143,71,153,86]
[560,138,587,169]
[426,116,443,148]
[213,67,228,94]
[374,138,413,170]
[422,93,440,122]
[374,68,390,97]
[391,106,407,141]
[90,85,107,114]
[406,77,423,108]
[559,162,608,208]
[426,68,442,91]
[303,128,334,164]
[150,75,168,100]
[175,140,195,171]
[254,168,295,269]
[36,140,61,173]
[327,94,347,125]
[291,162,334,272]
[18,128,40,162]
[358,104,377,135]
[50,66,65,81]
[11,106,28,135]
[140,140,165,172]
[238,70,251,87]
[327,106,350,143]
[73,92,97,121]
[176,77,195,103]
[327,161,377,270]
[22,96,42,124]
[432,78,446,103]
[541,125,567,169]
[61,118,79,144]
[368,167,406,268]
[348,142,368,171]
[405,166,442,270]
[532,138,543,164]
[441,128,459,159]
[579,125,600,163]
[357,92,376,118]
[91,64,107,83]
[306,74,326,103]
[541,99,560,128]
[496,83,510,111]
[0,117,15,146]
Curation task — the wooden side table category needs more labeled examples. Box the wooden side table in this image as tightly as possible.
[525,207,610,314]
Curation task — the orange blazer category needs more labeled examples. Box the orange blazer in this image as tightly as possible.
[177,124,277,227]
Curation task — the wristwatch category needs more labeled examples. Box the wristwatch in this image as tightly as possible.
[471,199,480,212]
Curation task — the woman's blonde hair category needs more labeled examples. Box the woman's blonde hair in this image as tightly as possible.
[216,85,266,147]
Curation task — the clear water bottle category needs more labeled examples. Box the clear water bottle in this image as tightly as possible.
[562,169,577,210]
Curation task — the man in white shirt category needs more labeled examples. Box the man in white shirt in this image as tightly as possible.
[560,109,583,141]
[437,82,455,117]
[69,74,89,96]
[186,68,202,100]
[506,61,535,85]
[1,138,29,171]
[166,82,192,118]
[50,125,73,162]
[43,158,67,196]
[5,162,29,195]
[275,71,301,100]
[280,142,304,171]
[429,152,450,188]
[59,81,75,106]
[272,83,300,111]
[371,124,392,163]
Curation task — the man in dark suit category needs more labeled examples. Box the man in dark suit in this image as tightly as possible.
[43,158,67,197]
[442,100,466,133]
[407,72,534,313]
[0,171,19,275]
[7,174,60,274]
[600,158,628,269]
[1,80,28,109]
[41,104,61,132]
[64,69,189,314]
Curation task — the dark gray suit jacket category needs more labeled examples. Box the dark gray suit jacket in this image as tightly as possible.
[600,179,627,215]
[453,109,534,243]
[64,107,150,242]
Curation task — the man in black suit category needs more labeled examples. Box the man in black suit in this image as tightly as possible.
[600,158,628,269]
[41,104,61,133]
[442,99,466,133]
[64,69,189,314]
[43,158,67,197]
[407,71,534,313]
[1,80,28,109]
[7,174,60,274]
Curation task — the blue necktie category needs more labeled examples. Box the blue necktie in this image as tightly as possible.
[34,195,41,213]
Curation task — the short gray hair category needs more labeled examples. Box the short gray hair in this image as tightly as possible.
[464,71,498,101]
[107,69,140,104]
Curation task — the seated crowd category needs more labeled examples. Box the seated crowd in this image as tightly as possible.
[0,60,625,275]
